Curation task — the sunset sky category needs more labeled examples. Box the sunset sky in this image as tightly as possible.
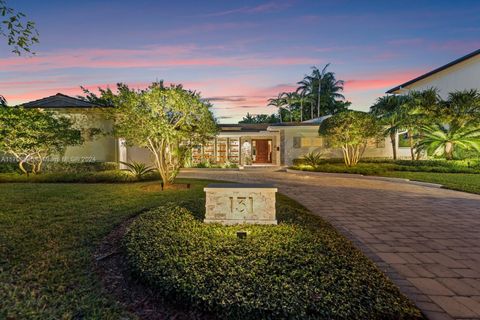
[1,0,479,122]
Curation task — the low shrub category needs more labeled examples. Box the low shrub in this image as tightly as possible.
[125,203,421,319]
[0,170,160,183]
[0,161,118,174]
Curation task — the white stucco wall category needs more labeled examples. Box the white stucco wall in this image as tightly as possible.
[277,125,402,165]
[394,54,480,98]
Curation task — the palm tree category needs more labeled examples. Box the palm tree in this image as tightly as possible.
[442,89,480,127]
[297,64,346,119]
[267,94,286,123]
[282,92,298,122]
[416,123,480,160]
[370,95,409,159]
[400,89,440,160]
[294,89,310,122]
[0,95,6,107]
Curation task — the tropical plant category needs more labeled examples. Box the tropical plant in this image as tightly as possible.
[302,152,324,168]
[0,95,6,107]
[239,113,280,124]
[370,95,409,160]
[399,89,440,160]
[120,161,155,178]
[82,82,217,186]
[296,64,349,119]
[267,94,286,123]
[319,111,382,166]
[416,123,480,160]
[0,107,83,174]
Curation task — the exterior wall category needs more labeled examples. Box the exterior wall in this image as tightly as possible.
[278,125,401,165]
[393,55,480,98]
[48,108,117,162]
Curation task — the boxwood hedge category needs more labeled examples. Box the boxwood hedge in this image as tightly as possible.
[124,199,422,319]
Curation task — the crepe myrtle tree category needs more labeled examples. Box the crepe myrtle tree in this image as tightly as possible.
[84,82,217,186]
[319,110,382,167]
[0,107,83,174]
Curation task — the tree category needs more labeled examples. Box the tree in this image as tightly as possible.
[0,0,39,55]
[370,94,409,160]
[319,111,382,166]
[399,89,440,160]
[416,123,480,160]
[239,113,280,124]
[415,89,480,160]
[0,1,39,107]
[297,64,348,118]
[0,107,83,174]
[84,82,217,186]
[267,94,286,123]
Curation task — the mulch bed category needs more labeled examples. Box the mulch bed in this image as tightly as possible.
[93,216,211,320]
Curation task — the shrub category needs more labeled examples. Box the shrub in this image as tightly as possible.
[120,161,155,178]
[301,152,324,168]
[0,170,160,183]
[125,203,421,319]
[0,161,119,174]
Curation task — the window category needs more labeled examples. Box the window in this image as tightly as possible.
[293,136,323,148]
[300,137,323,147]
[293,137,301,148]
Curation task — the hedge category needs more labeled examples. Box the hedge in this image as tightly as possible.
[125,201,422,319]
[0,170,160,183]
[0,161,118,174]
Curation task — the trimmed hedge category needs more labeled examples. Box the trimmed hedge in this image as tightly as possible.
[291,159,480,175]
[125,201,422,319]
[0,161,118,174]
[0,170,160,183]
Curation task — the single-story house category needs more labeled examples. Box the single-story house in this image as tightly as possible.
[18,93,401,166]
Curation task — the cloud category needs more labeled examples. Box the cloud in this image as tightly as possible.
[206,96,248,102]
[200,1,294,17]
[344,69,425,91]
[0,46,320,72]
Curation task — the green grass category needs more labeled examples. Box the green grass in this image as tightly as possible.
[291,162,480,195]
[0,179,205,319]
[0,180,422,319]
[384,171,480,194]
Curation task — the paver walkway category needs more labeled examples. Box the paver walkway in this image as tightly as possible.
[179,168,480,320]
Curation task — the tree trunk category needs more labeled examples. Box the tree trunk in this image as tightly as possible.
[390,132,397,160]
[445,141,454,160]
[300,100,303,122]
[19,160,28,175]
[408,130,415,161]
[310,102,313,120]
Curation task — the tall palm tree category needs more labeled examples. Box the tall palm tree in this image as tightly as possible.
[416,123,480,160]
[297,64,346,119]
[267,93,286,123]
[0,95,6,107]
[370,95,408,159]
[282,92,298,122]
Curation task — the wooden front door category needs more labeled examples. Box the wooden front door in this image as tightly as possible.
[253,139,271,163]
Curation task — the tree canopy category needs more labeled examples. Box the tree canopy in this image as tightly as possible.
[0,0,39,55]
[83,82,217,185]
[239,113,280,124]
[0,107,83,174]
[319,111,382,166]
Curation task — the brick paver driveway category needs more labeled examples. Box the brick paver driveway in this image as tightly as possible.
[179,168,480,320]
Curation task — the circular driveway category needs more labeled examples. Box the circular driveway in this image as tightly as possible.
[179,168,480,320]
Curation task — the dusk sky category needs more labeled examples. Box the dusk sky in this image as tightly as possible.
[1,0,479,122]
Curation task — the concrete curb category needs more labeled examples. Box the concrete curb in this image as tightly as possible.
[285,168,443,189]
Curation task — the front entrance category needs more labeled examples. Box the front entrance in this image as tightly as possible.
[252,139,272,163]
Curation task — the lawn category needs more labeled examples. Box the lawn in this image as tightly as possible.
[0,180,204,319]
[291,160,480,194]
[384,171,480,194]
[0,180,421,319]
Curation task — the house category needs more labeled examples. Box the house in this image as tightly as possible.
[18,93,399,166]
[387,48,480,97]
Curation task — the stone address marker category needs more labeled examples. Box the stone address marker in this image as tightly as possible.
[204,183,277,225]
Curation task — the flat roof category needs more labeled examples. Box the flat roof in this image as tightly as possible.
[386,49,480,94]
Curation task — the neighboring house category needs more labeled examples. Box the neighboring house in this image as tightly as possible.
[387,48,480,97]
[18,93,398,166]
[387,48,480,154]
